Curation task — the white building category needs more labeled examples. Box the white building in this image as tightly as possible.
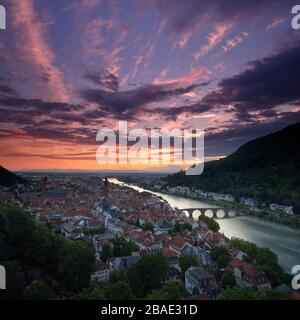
[90,261,112,284]
[270,203,294,215]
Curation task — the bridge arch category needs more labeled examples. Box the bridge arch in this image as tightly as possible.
[204,209,213,218]
[192,209,201,221]
[216,209,225,219]
[228,209,237,217]
[182,210,190,218]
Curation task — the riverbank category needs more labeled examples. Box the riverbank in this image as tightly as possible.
[130,182,300,229]
[109,178,300,272]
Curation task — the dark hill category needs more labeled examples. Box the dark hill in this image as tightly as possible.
[166,123,300,213]
[0,165,26,187]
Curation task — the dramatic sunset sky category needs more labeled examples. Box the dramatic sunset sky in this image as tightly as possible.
[0,0,300,171]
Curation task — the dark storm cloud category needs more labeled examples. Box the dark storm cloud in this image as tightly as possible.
[0,96,82,113]
[0,75,18,96]
[83,68,119,92]
[158,42,300,121]
[80,82,201,119]
[0,89,89,126]
[153,0,294,33]
[150,102,212,120]
[0,84,18,96]
[205,41,300,117]
[20,125,98,145]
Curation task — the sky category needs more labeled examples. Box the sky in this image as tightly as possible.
[0,0,300,171]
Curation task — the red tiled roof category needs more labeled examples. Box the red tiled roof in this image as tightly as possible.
[162,247,178,258]
[227,259,269,285]
[169,235,188,249]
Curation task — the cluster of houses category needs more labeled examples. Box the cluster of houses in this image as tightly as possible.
[269,203,294,215]
[152,185,295,215]
[0,173,296,299]
[164,186,235,203]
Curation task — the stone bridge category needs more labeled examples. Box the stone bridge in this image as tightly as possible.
[177,207,246,220]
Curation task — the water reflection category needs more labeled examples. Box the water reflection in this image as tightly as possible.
[109,178,300,271]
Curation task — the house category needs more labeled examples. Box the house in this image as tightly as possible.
[227,259,271,290]
[205,231,229,248]
[240,197,258,208]
[168,235,189,254]
[181,244,211,266]
[157,220,173,232]
[124,230,163,254]
[229,248,248,261]
[110,256,141,269]
[185,266,218,298]
[161,247,181,283]
[87,217,102,229]
[61,222,80,238]
[95,231,115,241]
[91,260,112,283]
[269,203,294,215]
[162,248,179,267]
[94,207,112,226]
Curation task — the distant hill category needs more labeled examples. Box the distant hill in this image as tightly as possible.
[166,123,300,213]
[0,165,26,187]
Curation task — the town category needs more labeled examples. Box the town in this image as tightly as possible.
[0,172,299,300]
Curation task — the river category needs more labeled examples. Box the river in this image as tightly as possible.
[109,178,300,272]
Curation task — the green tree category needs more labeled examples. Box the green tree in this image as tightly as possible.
[100,244,113,262]
[221,270,236,289]
[56,240,95,292]
[182,223,192,231]
[24,280,55,300]
[109,268,128,284]
[217,254,230,269]
[256,247,279,269]
[75,283,105,300]
[112,237,139,257]
[127,268,144,298]
[210,246,229,262]
[263,289,289,300]
[217,287,266,300]
[174,221,181,233]
[0,260,24,300]
[136,253,169,294]
[141,222,154,232]
[104,281,132,300]
[145,282,186,300]
[199,216,220,232]
[0,206,97,298]
[179,254,198,275]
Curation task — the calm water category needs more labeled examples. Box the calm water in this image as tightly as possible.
[110,178,300,271]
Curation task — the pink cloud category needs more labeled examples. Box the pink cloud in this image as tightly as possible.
[222,32,249,53]
[193,24,231,60]
[153,66,209,86]
[266,18,285,30]
[11,0,68,102]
